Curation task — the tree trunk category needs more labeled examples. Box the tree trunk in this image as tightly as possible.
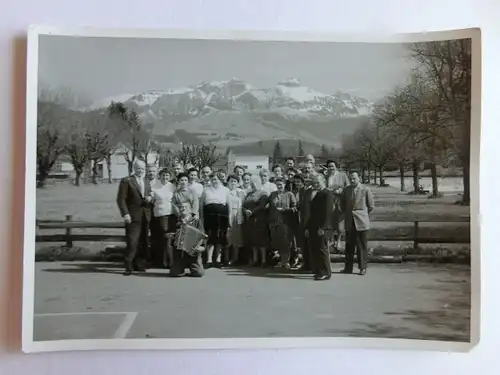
[127,160,133,176]
[91,160,99,184]
[461,114,471,205]
[37,167,49,188]
[378,166,384,186]
[373,169,378,185]
[361,167,366,183]
[74,169,83,187]
[106,154,113,183]
[367,167,371,184]
[399,163,405,192]
[430,162,439,197]
[462,159,470,205]
[412,161,420,193]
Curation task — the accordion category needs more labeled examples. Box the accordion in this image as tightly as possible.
[173,223,208,256]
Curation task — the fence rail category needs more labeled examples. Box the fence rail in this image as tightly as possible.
[35,214,471,249]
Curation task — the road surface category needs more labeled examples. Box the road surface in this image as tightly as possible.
[33,262,471,342]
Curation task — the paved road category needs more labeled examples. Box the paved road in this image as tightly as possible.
[33,262,471,342]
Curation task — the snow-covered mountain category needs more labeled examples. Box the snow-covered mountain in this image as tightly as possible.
[85,78,372,147]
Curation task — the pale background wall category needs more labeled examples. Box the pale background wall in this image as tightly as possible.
[1,0,498,374]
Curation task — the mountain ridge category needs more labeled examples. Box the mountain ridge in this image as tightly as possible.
[85,78,372,149]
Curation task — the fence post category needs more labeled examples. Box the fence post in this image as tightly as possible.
[413,221,419,250]
[65,215,73,248]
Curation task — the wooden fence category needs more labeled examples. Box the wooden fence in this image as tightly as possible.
[35,214,471,249]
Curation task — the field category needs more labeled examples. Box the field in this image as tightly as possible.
[35,180,471,256]
[33,181,472,342]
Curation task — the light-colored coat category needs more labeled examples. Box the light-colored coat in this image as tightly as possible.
[326,171,349,191]
[340,184,375,231]
[228,188,246,226]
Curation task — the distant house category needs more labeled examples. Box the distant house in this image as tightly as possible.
[49,155,75,179]
[49,143,160,182]
[209,154,228,174]
[93,143,160,180]
[226,149,271,175]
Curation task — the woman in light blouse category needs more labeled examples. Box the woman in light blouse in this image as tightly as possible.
[151,168,176,268]
[200,173,230,268]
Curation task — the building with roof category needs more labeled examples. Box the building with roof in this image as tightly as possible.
[226,149,271,175]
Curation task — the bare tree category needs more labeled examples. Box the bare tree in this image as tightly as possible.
[36,101,68,188]
[107,102,152,175]
[158,146,177,170]
[64,114,89,187]
[372,75,450,195]
[339,131,370,181]
[175,144,220,171]
[409,39,472,204]
[356,119,395,186]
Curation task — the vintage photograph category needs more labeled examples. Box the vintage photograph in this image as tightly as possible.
[24,28,479,351]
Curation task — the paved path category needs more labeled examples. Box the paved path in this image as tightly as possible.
[33,262,471,342]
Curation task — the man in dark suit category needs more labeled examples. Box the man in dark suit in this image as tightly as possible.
[117,160,153,275]
[293,174,312,271]
[304,173,334,280]
[340,171,375,275]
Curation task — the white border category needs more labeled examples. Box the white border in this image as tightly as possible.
[22,26,481,354]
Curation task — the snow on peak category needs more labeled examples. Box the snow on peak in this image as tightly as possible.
[276,81,326,103]
[85,78,371,118]
[278,77,301,87]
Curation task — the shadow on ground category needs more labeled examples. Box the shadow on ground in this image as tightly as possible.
[41,262,325,280]
[324,273,471,342]
[224,265,352,280]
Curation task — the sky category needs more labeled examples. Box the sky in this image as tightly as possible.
[38,35,417,104]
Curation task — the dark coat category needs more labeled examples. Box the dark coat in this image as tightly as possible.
[303,188,334,231]
[116,176,152,223]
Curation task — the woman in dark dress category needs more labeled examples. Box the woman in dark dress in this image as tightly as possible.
[290,174,306,268]
[242,182,270,267]
[268,178,297,268]
[200,173,230,267]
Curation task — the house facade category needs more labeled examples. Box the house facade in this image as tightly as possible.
[226,149,271,175]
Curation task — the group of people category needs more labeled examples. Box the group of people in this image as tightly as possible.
[116,153,375,281]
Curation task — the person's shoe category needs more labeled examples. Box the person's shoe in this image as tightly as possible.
[123,270,133,276]
[359,269,367,276]
[314,274,331,281]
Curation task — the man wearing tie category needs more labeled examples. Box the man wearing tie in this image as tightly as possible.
[340,171,375,275]
[303,174,334,281]
[325,160,350,252]
[117,160,153,275]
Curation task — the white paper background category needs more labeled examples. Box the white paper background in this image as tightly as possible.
[0,0,497,373]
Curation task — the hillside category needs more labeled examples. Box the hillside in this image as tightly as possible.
[85,77,372,149]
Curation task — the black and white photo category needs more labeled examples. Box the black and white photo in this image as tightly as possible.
[22,27,480,352]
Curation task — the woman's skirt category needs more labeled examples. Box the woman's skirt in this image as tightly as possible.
[248,213,270,248]
[228,211,243,248]
[203,203,229,246]
[269,223,290,254]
